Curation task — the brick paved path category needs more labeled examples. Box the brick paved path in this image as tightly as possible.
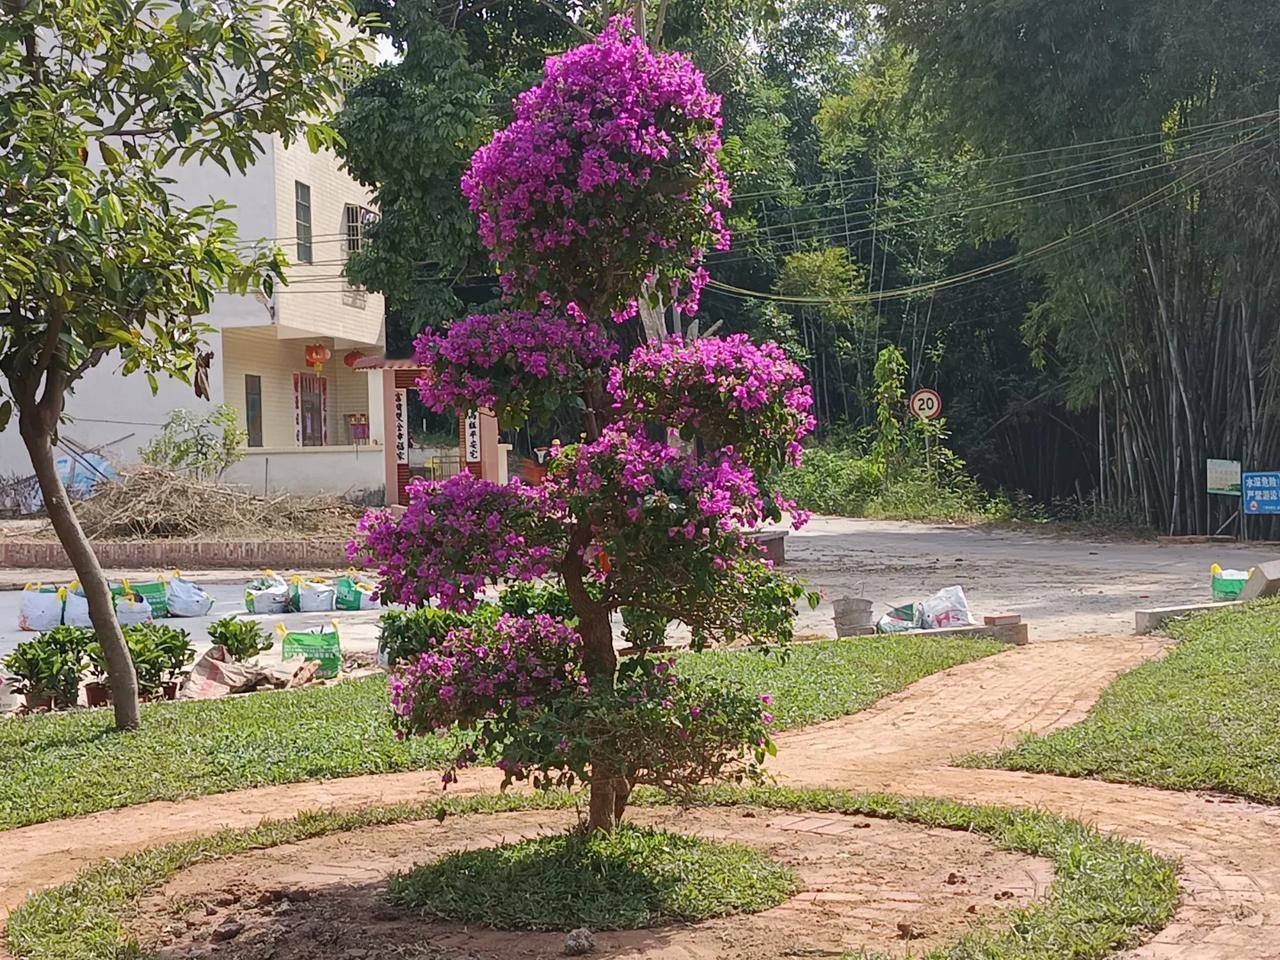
[4,634,1279,958]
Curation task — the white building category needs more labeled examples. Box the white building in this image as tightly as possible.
[0,135,391,499]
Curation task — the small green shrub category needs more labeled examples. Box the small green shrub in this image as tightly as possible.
[777,447,880,515]
[84,641,110,683]
[121,625,172,696]
[141,404,246,480]
[2,627,91,706]
[125,623,194,682]
[497,581,577,621]
[389,824,799,931]
[377,607,479,666]
[207,617,273,662]
[780,447,1010,522]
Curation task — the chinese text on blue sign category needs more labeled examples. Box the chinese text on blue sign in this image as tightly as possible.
[1243,472,1280,515]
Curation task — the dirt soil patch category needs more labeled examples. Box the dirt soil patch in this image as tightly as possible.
[132,807,1051,960]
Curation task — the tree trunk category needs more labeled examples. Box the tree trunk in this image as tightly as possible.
[638,278,666,344]
[576,602,624,833]
[20,413,140,730]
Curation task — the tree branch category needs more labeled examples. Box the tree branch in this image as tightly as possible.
[33,307,64,381]
[535,0,596,41]
[69,346,110,382]
[92,94,271,140]
[649,0,668,49]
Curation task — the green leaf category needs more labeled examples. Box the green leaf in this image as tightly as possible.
[66,188,87,224]
[145,372,159,395]
[98,142,123,169]
[0,400,12,432]
[101,259,121,291]
[98,193,124,228]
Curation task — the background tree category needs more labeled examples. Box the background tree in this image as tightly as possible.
[353,22,817,833]
[880,0,1280,532]
[0,0,370,728]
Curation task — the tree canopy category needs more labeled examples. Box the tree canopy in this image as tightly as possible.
[1,0,371,727]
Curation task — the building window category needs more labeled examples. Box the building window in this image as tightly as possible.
[298,373,327,446]
[244,375,263,448]
[343,204,363,256]
[344,204,371,256]
[294,181,312,264]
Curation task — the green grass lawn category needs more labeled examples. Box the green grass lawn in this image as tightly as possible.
[984,599,1280,803]
[0,633,999,830]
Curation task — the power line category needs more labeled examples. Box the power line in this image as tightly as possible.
[734,124,1271,248]
[708,134,1262,308]
[727,109,1279,204]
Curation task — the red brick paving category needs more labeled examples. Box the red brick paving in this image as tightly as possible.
[5,634,1280,958]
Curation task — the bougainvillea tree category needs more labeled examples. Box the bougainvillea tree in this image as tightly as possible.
[352,19,816,833]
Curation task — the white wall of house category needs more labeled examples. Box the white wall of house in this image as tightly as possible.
[0,342,226,473]
[0,135,390,497]
[272,137,384,345]
[221,445,384,497]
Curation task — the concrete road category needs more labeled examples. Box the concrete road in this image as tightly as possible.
[0,518,1273,664]
[787,517,1273,640]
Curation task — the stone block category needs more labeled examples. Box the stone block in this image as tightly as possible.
[1135,601,1241,635]
[1239,560,1280,601]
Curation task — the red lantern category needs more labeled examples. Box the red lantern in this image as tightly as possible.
[304,343,332,372]
[343,349,366,368]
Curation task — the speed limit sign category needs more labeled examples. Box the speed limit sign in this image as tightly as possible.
[909,388,942,421]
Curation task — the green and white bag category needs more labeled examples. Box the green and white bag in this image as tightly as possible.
[335,575,379,611]
[278,622,342,679]
[289,577,336,613]
[132,580,170,619]
[877,603,920,634]
[245,571,290,615]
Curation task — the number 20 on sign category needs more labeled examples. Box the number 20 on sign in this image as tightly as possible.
[909,388,942,421]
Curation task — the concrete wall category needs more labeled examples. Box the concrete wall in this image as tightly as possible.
[272,137,384,345]
[222,446,385,497]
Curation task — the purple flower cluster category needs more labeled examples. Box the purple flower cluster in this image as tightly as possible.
[461,17,730,318]
[555,424,774,548]
[414,307,616,419]
[390,613,587,736]
[348,474,560,612]
[610,334,816,472]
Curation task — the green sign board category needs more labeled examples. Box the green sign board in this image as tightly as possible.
[1207,459,1242,497]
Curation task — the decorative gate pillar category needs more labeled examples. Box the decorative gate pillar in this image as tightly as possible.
[355,356,502,507]
[460,408,502,481]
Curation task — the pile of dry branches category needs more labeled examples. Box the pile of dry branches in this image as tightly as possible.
[67,466,368,541]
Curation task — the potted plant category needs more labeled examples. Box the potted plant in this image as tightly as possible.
[84,641,112,707]
[3,640,60,711]
[123,624,170,701]
[2,626,90,710]
[154,625,194,699]
[207,617,273,662]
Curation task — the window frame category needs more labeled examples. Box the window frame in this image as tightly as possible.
[294,181,313,264]
[244,374,263,448]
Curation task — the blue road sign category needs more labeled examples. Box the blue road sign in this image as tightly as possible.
[1243,472,1280,515]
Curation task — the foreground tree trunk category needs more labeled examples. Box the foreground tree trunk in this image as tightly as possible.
[580,605,625,833]
[564,557,624,833]
[20,412,140,730]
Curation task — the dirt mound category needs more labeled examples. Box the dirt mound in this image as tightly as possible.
[132,807,1051,960]
[64,467,368,541]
